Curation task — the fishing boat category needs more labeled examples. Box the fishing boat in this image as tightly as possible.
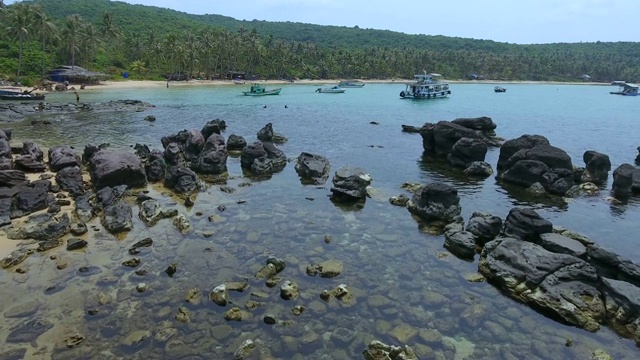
[610,82,639,96]
[494,86,506,93]
[315,85,346,94]
[0,87,22,96]
[338,80,365,88]
[242,83,281,96]
[399,72,451,99]
[0,93,46,101]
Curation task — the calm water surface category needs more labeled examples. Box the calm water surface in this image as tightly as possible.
[2,83,640,359]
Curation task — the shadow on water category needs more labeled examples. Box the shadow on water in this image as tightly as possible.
[494,179,569,211]
[417,153,487,187]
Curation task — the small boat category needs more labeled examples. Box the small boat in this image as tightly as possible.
[494,86,506,93]
[338,80,365,88]
[233,78,245,85]
[399,72,451,99]
[0,94,46,101]
[0,87,23,96]
[316,85,346,94]
[242,83,281,96]
[610,82,639,96]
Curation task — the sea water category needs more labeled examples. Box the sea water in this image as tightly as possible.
[2,83,639,359]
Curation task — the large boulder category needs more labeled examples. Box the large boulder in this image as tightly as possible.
[55,166,84,198]
[407,182,461,225]
[501,207,553,242]
[329,167,371,201]
[14,141,46,172]
[294,152,330,185]
[88,149,147,190]
[451,116,497,135]
[10,180,52,219]
[479,238,605,332]
[19,212,71,241]
[196,133,228,174]
[240,141,286,176]
[48,145,81,172]
[102,201,133,234]
[201,119,227,140]
[466,211,502,244]
[612,163,635,200]
[497,134,550,171]
[581,150,611,186]
[257,123,274,142]
[502,145,573,171]
[0,170,27,187]
[146,150,166,182]
[227,134,247,151]
[420,121,479,155]
[447,137,488,168]
[164,166,199,195]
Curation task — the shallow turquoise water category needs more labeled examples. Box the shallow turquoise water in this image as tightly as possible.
[3,82,640,359]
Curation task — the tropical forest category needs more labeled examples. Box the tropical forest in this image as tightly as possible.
[1,0,640,86]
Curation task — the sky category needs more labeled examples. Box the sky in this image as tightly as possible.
[6,0,640,44]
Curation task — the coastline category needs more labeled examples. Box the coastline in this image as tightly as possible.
[59,78,611,92]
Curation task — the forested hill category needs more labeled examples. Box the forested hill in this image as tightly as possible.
[2,0,640,83]
[29,0,515,52]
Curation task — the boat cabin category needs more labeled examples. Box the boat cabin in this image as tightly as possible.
[610,83,639,96]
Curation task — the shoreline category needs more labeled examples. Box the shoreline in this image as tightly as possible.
[24,78,608,93]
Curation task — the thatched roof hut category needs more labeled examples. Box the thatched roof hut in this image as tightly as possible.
[48,66,109,84]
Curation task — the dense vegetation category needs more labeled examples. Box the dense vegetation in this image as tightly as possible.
[1,0,639,85]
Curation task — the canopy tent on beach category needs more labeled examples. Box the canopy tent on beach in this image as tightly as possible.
[48,66,109,84]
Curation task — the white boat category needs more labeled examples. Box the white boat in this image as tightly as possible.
[315,85,345,94]
[399,72,451,99]
[338,80,365,88]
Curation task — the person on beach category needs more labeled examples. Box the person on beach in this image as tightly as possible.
[75,92,79,102]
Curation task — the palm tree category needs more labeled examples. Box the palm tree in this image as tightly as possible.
[32,6,58,80]
[81,23,101,68]
[62,14,84,69]
[100,11,122,67]
[4,3,34,81]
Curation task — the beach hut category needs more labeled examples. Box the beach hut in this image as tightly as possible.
[48,66,109,84]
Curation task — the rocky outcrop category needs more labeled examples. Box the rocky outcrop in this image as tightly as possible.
[88,148,147,190]
[196,133,228,174]
[256,123,274,142]
[420,121,481,156]
[48,145,81,172]
[407,182,461,227]
[14,141,46,172]
[164,166,200,195]
[200,118,227,140]
[329,167,371,201]
[501,207,553,242]
[10,180,53,219]
[0,99,155,123]
[401,125,421,133]
[447,137,488,168]
[294,152,330,185]
[55,166,84,198]
[581,150,611,186]
[240,141,286,176]
[498,135,575,195]
[612,163,635,200]
[227,134,247,151]
[466,211,502,244]
[102,201,133,234]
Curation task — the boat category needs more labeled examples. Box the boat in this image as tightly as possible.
[315,85,346,94]
[242,83,281,96]
[399,72,451,99]
[233,79,245,85]
[610,82,639,96]
[494,86,506,93]
[0,87,22,96]
[0,94,46,101]
[338,80,365,88]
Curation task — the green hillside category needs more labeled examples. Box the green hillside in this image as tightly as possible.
[1,0,639,84]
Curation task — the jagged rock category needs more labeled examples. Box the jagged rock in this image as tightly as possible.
[612,163,635,200]
[581,150,611,186]
[0,170,27,187]
[164,166,199,195]
[401,125,421,133]
[11,180,52,219]
[102,201,133,234]
[294,152,330,185]
[20,213,71,241]
[466,212,502,244]
[227,134,246,151]
[257,123,274,142]
[95,185,127,209]
[201,119,227,140]
[138,200,174,226]
[447,137,488,168]
[55,166,84,198]
[74,192,95,222]
[280,280,299,300]
[464,161,493,177]
[420,121,480,155]
[501,207,552,242]
[407,182,461,225]
[48,145,81,171]
[240,141,287,176]
[196,133,228,174]
[362,340,418,360]
[67,238,88,251]
[88,148,147,190]
[330,167,371,201]
[146,150,167,182]
[497,134,550,171]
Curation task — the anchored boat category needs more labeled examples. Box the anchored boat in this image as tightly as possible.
[494,86,506,93]
[315,85,346,94]
[610,82,639,96]
[399,72,451,99]
[242,83,281,96]
[338,80,365,88]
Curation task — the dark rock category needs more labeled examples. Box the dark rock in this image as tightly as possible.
[636,146,640,165]
[102,201,133,234]
[146,150,167,182]
[14,145,46,172]
[447,137,488,168]
[0,349,27,360]
[37,239,61,252]
[161,129,190,149]
[401,125,421,133]
[95,185,128,209]
[11,180,52,219]
[196,133,228,174]
[330,167,372,201]
[1,248,29,269]
[294,152,330,185]
[612,163,635,199]
[88,148,147,190]
[67,238,88,251]
[421,121,479,155]
[82,143,110,164]
[240,141,286,176]
[407,182,461,224]
[466,212,502,244]
[201,118,227,140]
[541,167,575,195]
[21,213,71,241]
[497,135,550,171]
[6,318,54,343]
[502,160,550,188]
[501,207,553,242]
[463,161,493,177]
[74,192,95,222]
[48,145,81,171]
[55,166,84,198]
[581,150,611,186]
[257,123,274,142]
[165,263,177,277]
[451,116,497,133]
[0,138,12,159]
[503,145,573,172]
[0,170,27,187]
[133,143,151,160]
[444,230,477,260]
[21,141,43,161]
[47,203,61,214]
[70,222,88,236]
[164,142,184,165]
[164,166,199,195]
[144,115,156,122]
[227,134,247,151]
[0,198,11,226]
[539,233,587,258]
